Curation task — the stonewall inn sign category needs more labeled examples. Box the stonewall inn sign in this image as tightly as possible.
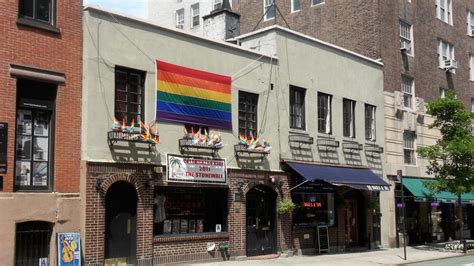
[166,154,227,185]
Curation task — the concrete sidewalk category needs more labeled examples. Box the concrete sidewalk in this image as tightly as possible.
[188,246,465,266]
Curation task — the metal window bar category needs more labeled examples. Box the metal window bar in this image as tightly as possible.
[15,222,52,266]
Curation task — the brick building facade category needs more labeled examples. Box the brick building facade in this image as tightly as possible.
[0,0,83,264]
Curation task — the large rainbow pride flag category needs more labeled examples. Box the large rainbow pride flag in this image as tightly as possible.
[156,60,232,130]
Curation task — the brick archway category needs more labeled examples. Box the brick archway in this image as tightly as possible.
[98,173,146,198]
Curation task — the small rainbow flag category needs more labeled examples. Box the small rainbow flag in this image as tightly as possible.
[156,60,232,130]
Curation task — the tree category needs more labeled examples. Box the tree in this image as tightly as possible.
[417,90,474,250]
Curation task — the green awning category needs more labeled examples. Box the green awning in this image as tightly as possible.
[402,177,474,204]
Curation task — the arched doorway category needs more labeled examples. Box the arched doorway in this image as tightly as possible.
[246,185,277,257]
[105,181,137,264]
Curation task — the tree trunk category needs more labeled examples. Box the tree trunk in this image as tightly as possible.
[458,194,465,253]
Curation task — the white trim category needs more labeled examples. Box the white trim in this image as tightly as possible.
[230,25,383,67]
[291,0,301,13]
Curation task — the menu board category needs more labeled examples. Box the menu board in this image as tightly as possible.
[317,226,329,253]
[0,123,7,173]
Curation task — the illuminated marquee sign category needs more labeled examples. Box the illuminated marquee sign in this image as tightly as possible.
[167,154,227,185]
[303,202,322,208]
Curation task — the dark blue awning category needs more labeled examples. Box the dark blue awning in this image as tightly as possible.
[286,161,390,191]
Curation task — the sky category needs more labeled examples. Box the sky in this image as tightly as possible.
[83,0,148,18]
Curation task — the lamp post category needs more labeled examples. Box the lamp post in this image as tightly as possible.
[397,169,407,261]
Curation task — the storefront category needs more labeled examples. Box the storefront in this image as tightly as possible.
[283,161,390,253]
[395,177,474,245]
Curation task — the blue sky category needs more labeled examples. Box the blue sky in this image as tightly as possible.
[83,0,148,18]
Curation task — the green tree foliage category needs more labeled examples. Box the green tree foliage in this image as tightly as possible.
[417,90,474,196]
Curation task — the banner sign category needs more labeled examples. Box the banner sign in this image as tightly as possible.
[57,232,81,266]
[156,60,232,130]
[167,154,227,185]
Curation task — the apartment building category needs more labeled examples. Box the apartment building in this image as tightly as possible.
[0,0,83,264]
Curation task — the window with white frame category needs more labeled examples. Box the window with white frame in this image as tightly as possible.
[292,0,300,12]
[191,3,199,27]
[264,0,275,20]
[437,39,454,68]
[436,0,452,25]
[317,92,332,134]
[290,86,305,130]
[470,54,474,80]
[403,131,416,165]
[176,8,184,28]
[400,21,413,55]
[471,98,474,112]
[401,76,414,109]
[312,0,324,6]
[343,99,356,138]
[213,0,223,10]
[467,11,474,36]
[365,104,376,141]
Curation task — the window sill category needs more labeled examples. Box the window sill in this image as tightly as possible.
[17,18,61,34]
[311,3,325,8]
[154,232,229,243]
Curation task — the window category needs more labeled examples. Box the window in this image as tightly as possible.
[264,0,275,20]
[290,86,305,130]
[403,131,416,165]
[291,0,300,12]
[292,193,335,227]
[154,188,228,235]
[191,3,199,27]
[317,93,332,134]
[343,99,356,138]
[401,76,414,109]
[467,11,474,36]
[239,91,258,138]
[312,0,324,6]
[400,21,413,55]
[19,0,55,25]
[436,0,452,25]
[15,80,56,191]
[115,67,145,125]
[213,0,223,10]
[437,39,455,69]
[365,104,376,141]
[470,54,474,80]
[176,8,184,28]
[471,98,474,112]
[15,221,52,265]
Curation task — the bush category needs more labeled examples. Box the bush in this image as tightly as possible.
[444,241,474,251]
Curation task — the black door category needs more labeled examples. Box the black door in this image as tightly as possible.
[105,182,137,263]
[246,185,277,257]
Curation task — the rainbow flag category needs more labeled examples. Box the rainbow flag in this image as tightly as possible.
[156,60,232,129]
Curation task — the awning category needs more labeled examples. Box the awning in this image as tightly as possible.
[402,177,474,203]
[285,162,390,191]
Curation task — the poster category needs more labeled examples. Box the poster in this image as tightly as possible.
[57,232,81,266]
[0,123,7,173]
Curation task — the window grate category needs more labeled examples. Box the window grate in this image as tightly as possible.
[15,221,52,266]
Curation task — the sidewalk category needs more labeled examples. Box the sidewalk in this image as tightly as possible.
[188,246,464,266]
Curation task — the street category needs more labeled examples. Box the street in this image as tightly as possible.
[407,255,474,266]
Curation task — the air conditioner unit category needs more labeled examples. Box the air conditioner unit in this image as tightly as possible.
[443,59,458,70]
[176,24,184,29]
[400,42,410,52]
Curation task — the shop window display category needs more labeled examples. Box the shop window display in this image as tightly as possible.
[154,187,228,235]
[292,193,335,227]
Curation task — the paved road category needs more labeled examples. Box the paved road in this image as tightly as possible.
[407,255,474,266]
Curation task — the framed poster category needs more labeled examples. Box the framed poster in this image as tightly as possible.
[57,232,81,266]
